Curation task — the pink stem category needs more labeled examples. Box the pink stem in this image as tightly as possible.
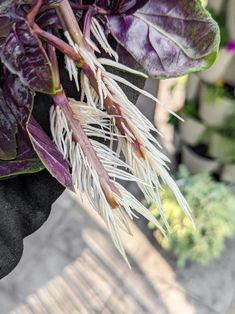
[83,65,145,159]
[33,23,81,61]
[27,0,44,26]
[53,90,120,206]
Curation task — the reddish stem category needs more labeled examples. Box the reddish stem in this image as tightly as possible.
[27,0,44,26]
[56,0,83,45]
[57,0,145,159]
[47,42,61,90]
[33,23,81,61]
[53,90,120,207]
[82,65,145,159]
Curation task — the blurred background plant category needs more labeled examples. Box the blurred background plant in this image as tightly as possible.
[148,167,235,267]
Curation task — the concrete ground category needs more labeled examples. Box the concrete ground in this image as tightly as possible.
[0,190,234,314]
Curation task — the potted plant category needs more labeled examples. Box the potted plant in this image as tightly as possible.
[207,113,235,183]
[199,83,235,126]
[181,143,219,174]
[227,0,235,41]
[178,101,206,146]
[208,0,224,14]
[185,74,201,101]
[148,168,235,267]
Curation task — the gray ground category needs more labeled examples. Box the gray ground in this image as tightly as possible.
[0,190,234,314]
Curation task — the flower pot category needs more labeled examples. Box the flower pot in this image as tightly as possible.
[199,84,235,127]
[179,117,206,146]
[221,164,235,183]
[199,49,234,83]
[208,0,224,14]
[186,74,200,101]
[173,128,182,153]
[227,0,235,41]
[223,55,235,86]
[208,133,235,164]
[182,144,219,174]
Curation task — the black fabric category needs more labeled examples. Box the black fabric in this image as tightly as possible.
[0,58,145,279]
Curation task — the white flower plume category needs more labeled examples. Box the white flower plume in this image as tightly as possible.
[50,102,165,264]
[53,26,194,263]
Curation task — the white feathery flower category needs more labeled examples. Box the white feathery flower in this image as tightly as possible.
[50,102,165,264]
[61,27,195,256]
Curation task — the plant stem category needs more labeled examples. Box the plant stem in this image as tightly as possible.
[27,0,44,26]
[83,65,145,159]
[47,43,61,90]
[33,23,81,61]
[53,90,120,206]
[47,39,120,205]
[56,0,83,45]
[57,0,144,159]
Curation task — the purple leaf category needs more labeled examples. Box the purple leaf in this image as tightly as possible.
[0,66,33,163]
[0,19,55,93]
[0,127,44,179]
[0,15,14,46]
[109,0,149,14]
[0,123,44,178]
[36,8,61,30]
[107,0,220,78]
[27,117,73,189]
[3,69,33,128]
[0,158,43,178]
[0,88,17,160]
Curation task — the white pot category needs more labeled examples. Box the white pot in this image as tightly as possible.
[186,74,200,101]
[223,55,235,86]
[208,0,224,14]
[199,85,235,126]
[227,0,235,41]
[199,49,234,83]
[221,164,235,183]
[173,129,182,153]
[182,144,219,174]
[180,117,206,146]
[208,133,235,162]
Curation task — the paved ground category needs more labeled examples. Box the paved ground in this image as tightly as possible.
[0,190,234,314]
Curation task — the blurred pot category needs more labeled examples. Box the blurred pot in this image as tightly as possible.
[180,117,206,146]
[182,144,219,174]
[208,133,235,164]
[221,164,235,183]
[199,84,235,126]
[208,0,224,14]
[186,74,200,101]
[200,49,234,84]
[227,0,235,41]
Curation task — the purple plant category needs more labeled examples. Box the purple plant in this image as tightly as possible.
[0,0,219,261]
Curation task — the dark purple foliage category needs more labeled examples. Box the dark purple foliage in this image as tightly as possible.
[0,0,220,180]
[3,69,33,127]
[107,0,220,77]
[1,19,55,93]
[27,117,73,189]
[0,127,44,178]
[96,0,148,14]
[0,88,17,160]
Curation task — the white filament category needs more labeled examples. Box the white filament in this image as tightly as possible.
[50,103,166,264]
[61,25,195,254]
